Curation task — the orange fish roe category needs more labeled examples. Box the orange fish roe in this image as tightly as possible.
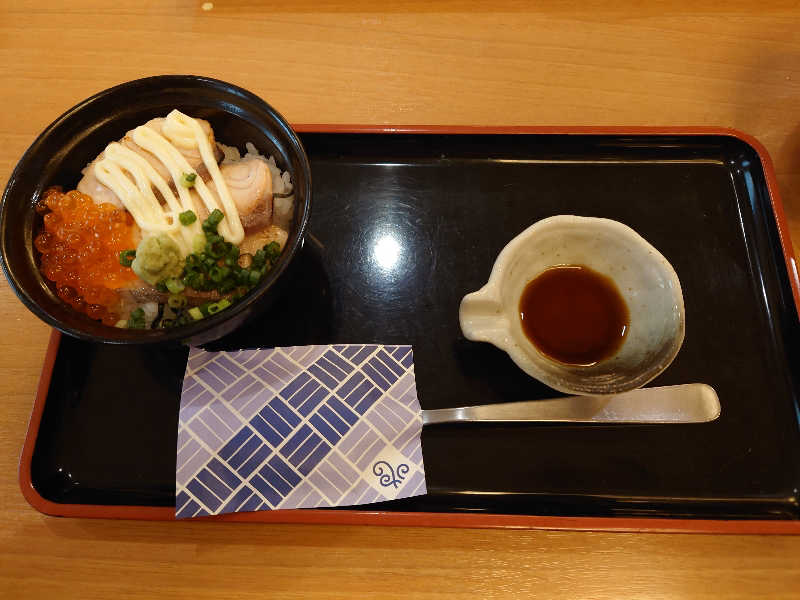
[34,187,140,325]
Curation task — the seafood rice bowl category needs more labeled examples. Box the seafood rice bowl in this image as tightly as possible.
[0,76,311,344]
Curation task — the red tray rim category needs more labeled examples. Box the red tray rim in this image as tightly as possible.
[19,125,800,533]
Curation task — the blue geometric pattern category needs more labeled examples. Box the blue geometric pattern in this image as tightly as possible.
[176,345,426,518]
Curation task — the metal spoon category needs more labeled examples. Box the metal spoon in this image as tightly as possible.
[422,383,720,425]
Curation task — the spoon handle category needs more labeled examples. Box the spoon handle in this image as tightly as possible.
[421,383,720,425]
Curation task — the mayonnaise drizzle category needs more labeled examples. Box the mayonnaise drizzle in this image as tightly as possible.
[93,110,244,254]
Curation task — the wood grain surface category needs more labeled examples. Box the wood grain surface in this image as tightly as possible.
[1,1,800,597]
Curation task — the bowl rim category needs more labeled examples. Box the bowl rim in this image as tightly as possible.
[0,74,311,345]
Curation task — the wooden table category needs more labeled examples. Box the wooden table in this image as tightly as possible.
[2,1,799,597]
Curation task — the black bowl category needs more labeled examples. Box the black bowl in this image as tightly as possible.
[0,75,311,345]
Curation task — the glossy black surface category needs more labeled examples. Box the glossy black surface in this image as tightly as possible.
[31,133,800,519]
[0,75,311,345]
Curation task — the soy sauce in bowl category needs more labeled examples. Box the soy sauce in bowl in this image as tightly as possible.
[519,265,629,366]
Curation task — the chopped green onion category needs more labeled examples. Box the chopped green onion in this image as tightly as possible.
[207,298,232,315]
[189,274,203,289]
[219,279,236,294]
[180,173,197,188]
[206,240,227,259]
[209,266,230,283]
[252,249,266,269]
[154,203,283,326]
[179,210,197,226]
[119,249,136,267]
[237,269,251,285]
[264,241,281,260]
[127,307,146,329]
[165,278,185,294]
[207,209,224,227]
[168,294,187,309]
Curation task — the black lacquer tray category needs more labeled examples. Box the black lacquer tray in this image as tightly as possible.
[20,127,800,532]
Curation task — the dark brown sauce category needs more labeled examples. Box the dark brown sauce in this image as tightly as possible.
[519,265,629,366]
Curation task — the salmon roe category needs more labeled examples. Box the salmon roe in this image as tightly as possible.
[34,187,140,325]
